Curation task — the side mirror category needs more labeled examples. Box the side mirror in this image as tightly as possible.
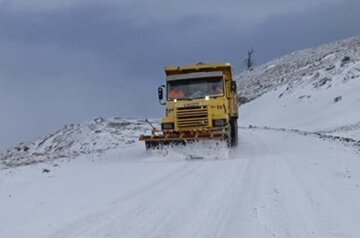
[231,81,237,92]
[158,85,166,105]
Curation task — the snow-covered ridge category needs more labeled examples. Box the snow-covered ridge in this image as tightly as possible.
[238,36,360,101]
[0,118,153,168]
[238,36,360,140]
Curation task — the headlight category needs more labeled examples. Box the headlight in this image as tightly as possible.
[213,119,227,127]
[161,122,174,130]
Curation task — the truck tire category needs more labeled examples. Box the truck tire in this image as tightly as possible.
[145,141,161,150]
[229,118,238,147]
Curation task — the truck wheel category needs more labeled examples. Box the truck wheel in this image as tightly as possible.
[145,141,153,150]
[229,118,238,147]
[145,141,165,150]
[145,141,159,150]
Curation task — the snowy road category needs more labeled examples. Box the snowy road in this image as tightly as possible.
[1,129,360,238]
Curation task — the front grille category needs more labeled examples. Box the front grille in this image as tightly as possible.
[176,106,208,128]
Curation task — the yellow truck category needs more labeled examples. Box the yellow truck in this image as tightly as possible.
[139,63,238,149]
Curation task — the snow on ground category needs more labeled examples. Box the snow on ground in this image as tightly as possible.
[0,129,360,238]
[238,36,360,140]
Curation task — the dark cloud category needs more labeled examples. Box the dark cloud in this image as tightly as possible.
[0,0,359,149]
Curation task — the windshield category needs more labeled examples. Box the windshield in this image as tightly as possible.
[167,77,224,100]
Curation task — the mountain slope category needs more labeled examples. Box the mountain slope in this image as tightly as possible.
[238,36,360,139]
[0,118,153,168]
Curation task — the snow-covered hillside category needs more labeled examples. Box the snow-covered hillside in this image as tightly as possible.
[238,36,360,140]
[0,118,153,168]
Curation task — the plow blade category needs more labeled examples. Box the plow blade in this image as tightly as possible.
[139,129,229,149]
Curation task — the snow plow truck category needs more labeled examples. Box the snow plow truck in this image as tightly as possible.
[139,63,239,149]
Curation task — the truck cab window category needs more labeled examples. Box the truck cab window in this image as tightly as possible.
[167,77,224,100]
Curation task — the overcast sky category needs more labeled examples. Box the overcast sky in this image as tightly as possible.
[0,0,359,149]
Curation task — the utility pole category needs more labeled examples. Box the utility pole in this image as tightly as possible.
[244,47,255,71]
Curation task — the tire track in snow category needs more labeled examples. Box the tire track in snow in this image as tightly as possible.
[49,162,198,238]
[49,147,257,238]
[216,129,360,238]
